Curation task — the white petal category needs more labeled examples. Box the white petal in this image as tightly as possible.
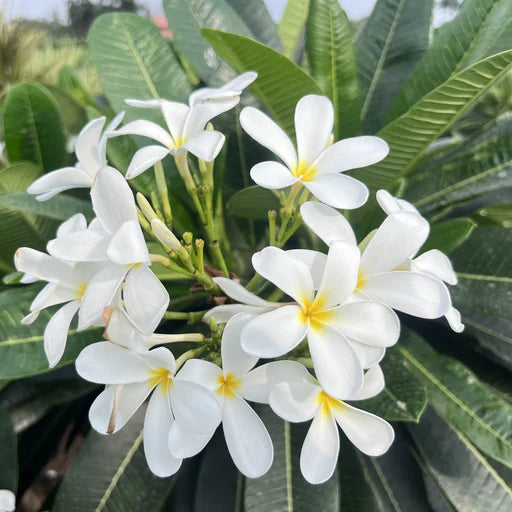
[44,300,80,368]
[21,311,40,324]
[241,305,308,358]
[89,382,152,434]
[308,324,363,399]
[223,395,273,478]
[361,212,430,275]
[91,166,138,234]
[213,277,275,307]
[30,282,76,313]
[240,107,297,168]
[78,264,127,329]
[112,120,173,147]
[376,189,419,215]
[446,306,464,333]
[56,213,87,237]
[413,249,457,285]
[269,381,320,422]
[334,404,394,456]
[75,117,106,174]
[327,301,399,348]
[107,220,150,265]
[0,489,15,512]
[27,168,93,200]
[168,420,214,458]
[240,361,311,403]
[350,341,385,369]
[250,161,297,189]
[361,271,451,319]
[176,359,222,392]
[103,306,149,350]
[295,95,333,165]
[144,388,182,477]
[142,346,176,373]
[123,265,169,333]
[352,365,385,401]
[125,145,171,179]
[300,201,357,246]
[186,100,238,136]
[316,241,359,308]
[251,246,314,305]
[125,98,162,109]
[300,412,339,485]
[14,247,76,286]
[47,229,109,262]
[304,173,369,209]
[171,380,222,434]
[181,130,225,162]
[76,342,152,384]
[203,304,270,323]
[99,111,125,163]
[314,136,389,174]
[159,101,189,141]
[286,249,327,289]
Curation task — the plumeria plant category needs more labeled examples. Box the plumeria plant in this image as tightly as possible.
[0,0,511,511]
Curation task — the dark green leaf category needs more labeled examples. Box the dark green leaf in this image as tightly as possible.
[356,0,434,133]
[203,29,321,137]
[278,0,310,59]
[88,13,191,125]
[359,50,512,189]
[400,329,512,468]
[421,218,476,255]
[0,406,17,493]
[45,85,88,135]
[409,407,512,512]
[306,0,361,138]
[391,0,512,120]
[52,407,176,512]
[358,346,427,422]
[244,405,339,511]
[0,286,101,379]
[227,186,280,220]
[3,83,67,171]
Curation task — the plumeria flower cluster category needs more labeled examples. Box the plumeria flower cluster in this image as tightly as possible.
[15,72,462,485]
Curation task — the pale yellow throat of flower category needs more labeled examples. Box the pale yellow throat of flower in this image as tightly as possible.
[216,373,241,399]
[291,159,318,183]
[75,282,88,300]
[149,367,174,393]
[172,135,188,149]
[317,390,345,416]
[298,294,334,330]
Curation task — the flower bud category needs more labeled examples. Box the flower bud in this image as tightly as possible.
[151,219,182,252]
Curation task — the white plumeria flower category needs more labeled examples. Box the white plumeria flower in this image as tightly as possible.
[240,95,389,209]
[0,490,15,512]
[174,314,310,478]
[76,343,221,477]
[14,215,107,368]
[110,72,256,179]
[301,201,451,321]
[27,113,124,201]
[240,243,400,398]
[269,365,394,484]
[376,190,463,332]
[47,166,169,332]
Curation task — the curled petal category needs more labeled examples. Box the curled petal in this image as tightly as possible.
[304,173,369,210]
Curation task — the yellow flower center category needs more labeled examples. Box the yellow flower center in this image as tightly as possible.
[298,295,332,330]
[149,366,174,393]
[216,373,241,399]
[317,390,344,416]
[75,282,88,300]
[173,135,188,149]
[356,270,367,291]
[291,159,318,182]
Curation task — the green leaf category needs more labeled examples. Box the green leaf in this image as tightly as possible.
[306,0,361,138]
[0,192,93,222]
[3,83,67,171]
[400,329,512,468]
[227,186,281,220]
[358,346,427,422]
[0,406,17,493]
[0,163,57,273]
[45,85,88,135]
[476,203,512,227]
[202,29,321,137]
[162,0,252,84]
[358,50,512,189]
[225,0,282,50]
[391,0,512,120]
[421,218,476,255]
[278,0,310,60]
[409,407,512,512]
[52,407,176,512]
[404,116,512,213]
[88,13,191,125]
[244,405,339,511]
[356,0,434,133]
[0,285,101,379]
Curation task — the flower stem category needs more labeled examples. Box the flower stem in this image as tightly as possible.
[175,345,208,371]
[163,310,207,323]
[154,160,172,226]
